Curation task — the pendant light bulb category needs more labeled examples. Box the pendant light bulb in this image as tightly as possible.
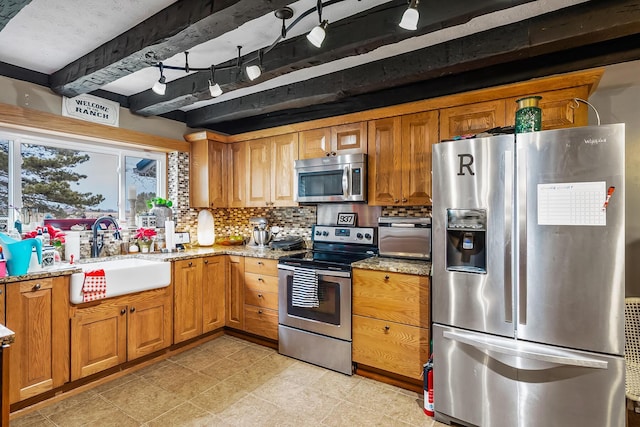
[399,0,419,31]
[307,20,328,48]
[209,81,222,97]
[245,65,262,81]
[152,76,166,95]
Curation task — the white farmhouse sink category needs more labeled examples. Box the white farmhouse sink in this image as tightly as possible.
[69,258,171,304]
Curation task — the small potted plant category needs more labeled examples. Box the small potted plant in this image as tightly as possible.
[146,197,173,227]
[134,227,157,253]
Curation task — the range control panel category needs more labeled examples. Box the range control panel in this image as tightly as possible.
[312,225,375,245]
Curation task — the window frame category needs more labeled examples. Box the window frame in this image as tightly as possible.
[0,127,167,227]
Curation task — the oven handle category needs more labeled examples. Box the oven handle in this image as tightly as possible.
[278,264,351,278]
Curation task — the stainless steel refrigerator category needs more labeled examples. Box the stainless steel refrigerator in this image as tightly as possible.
[432,124,625,427]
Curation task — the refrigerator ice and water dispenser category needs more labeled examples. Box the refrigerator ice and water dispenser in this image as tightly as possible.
[445,209,487,274]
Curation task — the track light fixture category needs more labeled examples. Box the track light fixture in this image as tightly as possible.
[246,50,263,81]
[208,65,222,97]
[275,7,294,38]
[152,62,166,95]
[399,0,419,31]
[307,0,328,48]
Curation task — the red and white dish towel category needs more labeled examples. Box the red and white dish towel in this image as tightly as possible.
[82,269,107,302]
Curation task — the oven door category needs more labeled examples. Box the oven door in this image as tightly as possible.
[278,265,351,341]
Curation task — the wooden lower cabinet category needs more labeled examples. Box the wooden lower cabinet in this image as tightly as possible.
[226,255,245,330]
[352,268,429,381]
[70,287,172,381]
[202,256,226,333]
[243,258,278,340]
[6,277,69,404]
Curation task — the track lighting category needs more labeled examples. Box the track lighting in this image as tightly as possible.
[245,50,263,81]
[399,0,419,30]
[152,63,166,95]
[208,65,222,97]
[307,20,328,48]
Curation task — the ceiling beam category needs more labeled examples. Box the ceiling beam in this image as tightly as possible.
[129,0,534,116]
[49,0,292,97]
[185,0,640,129]
[0,0,32,31]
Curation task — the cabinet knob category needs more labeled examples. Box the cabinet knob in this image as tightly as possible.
[204,259,209,264]
[33,283,41,291]
[188,261,193,267]
[120,309,126,315]
[384,275,390,280]
[257,261,263,265]
[258,293,263,298]
[393,199,399,203]
[384,325,390,332]
[401,198,408,203]
[258,309,263,314]
[258,277,264,282]
[325,152,331,157]
[130,307,136,313]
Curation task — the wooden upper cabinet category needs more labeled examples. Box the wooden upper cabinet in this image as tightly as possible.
[246,133,298,207]
[299,122,366,159]
[439,100,506,141]
[190,138,227,208]
[368,111,437,206]
[504,86,590,130]
[271,133,299,206]
[228,142,246,208]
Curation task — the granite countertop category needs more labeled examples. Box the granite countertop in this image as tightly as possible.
[0,324,15,346]
[352,256,432,276]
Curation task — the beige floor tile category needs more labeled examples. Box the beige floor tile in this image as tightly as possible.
[384,391,431,426]
[100,377,183,423]
[343,377,404,409]
[138,360,194,384]
[216,394,280,426]
[90,373,140,395]
[155,371,219,400]
[222,345,272,370]
[190,381,249,415]
[10,411,55,427]
[258,376,341,421]
[46,395,137,427]
[199,356,244,382]
[169,347,224,372]
[37,389,98,418]
[322,400,390,427]
[220,365,274,394]
[276,360,329,386]
[198,336,249,357]
[311,369,364,401]
[147,402,217,427]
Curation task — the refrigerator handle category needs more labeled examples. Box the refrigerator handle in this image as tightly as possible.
[443,330,608,369]
[504,151,513,323]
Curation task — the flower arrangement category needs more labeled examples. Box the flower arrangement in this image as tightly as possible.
[134,227,157,242]
[146,197,173,209]
[23,224,65,245]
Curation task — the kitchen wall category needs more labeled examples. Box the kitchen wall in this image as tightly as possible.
[588,61,640,296]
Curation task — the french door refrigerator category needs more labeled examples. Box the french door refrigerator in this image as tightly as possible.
[432,124,625,427]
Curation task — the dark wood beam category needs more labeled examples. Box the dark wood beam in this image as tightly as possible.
[0,0,32,30]
[129,0,534,116]
[49,0,292,97]
[186,0,640,129]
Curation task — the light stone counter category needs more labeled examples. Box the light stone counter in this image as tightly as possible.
[352,256,432,277]
[0,324,15,346]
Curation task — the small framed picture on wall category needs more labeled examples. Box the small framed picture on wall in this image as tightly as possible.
[336,212,357,226]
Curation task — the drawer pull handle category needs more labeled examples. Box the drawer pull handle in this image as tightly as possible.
[130,307,136,313]
[120,309,126,315]
[33,283,41,291]
[258,277,264,282]
[401,198,408,203]
[384,275,390,280]
[384,325,390,332]
[257,261,264,265]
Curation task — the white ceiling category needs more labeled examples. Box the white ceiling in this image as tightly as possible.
[0,0,636,114]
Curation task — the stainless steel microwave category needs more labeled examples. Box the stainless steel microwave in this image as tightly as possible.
[294,153,367,203]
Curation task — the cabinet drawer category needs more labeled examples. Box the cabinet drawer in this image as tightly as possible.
[245,288,278,310]
[353,269,429,328]
[352,314,429,380]
[245,257,278,276]
[18,278,53,293]
[244,272,278,293]
[244,306,278,340]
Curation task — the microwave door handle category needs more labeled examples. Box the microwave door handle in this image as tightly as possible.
[342,165,349,196]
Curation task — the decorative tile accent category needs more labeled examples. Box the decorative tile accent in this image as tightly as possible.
[380,206,432,217]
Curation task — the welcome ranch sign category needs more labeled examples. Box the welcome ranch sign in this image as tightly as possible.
[62,94,120,127]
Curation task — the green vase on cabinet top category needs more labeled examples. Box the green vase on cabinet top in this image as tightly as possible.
[515,96,542,134]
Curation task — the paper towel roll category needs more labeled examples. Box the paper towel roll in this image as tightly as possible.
[165,220,175,250]
[65,231,80,261]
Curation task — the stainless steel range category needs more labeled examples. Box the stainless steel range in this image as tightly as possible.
[278,225,376,375]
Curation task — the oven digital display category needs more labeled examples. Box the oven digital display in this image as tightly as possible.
[334,228,351,237]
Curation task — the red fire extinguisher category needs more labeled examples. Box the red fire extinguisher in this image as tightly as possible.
[424,355,434,417]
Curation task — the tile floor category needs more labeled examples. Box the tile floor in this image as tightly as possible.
[10,335,449,427]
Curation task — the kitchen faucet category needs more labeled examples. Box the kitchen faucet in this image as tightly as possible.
[91,216,121,257]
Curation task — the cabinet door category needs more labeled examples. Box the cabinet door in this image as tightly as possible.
[401,111,438,205]
[332,122,367,155]
[228,142,246,208]
[439,100,506,141]
[353,269,429,328]
[225,255,245,330]
[202,256,226,333]
[70,301,127,381]
[504,86,590,130]
[190,139,227,208]
[128,292,172,360]
[270,133,299,207]
[299,128,331,159]
[352,315,429,380]
[246,138,271,207]
[7,278,68,403]
[174,258,203,343]
[368,117,403,205]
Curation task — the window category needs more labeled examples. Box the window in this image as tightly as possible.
[0,130,166,230]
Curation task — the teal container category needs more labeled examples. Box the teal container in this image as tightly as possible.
[515,96,542,134]
[0,233,42,276]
